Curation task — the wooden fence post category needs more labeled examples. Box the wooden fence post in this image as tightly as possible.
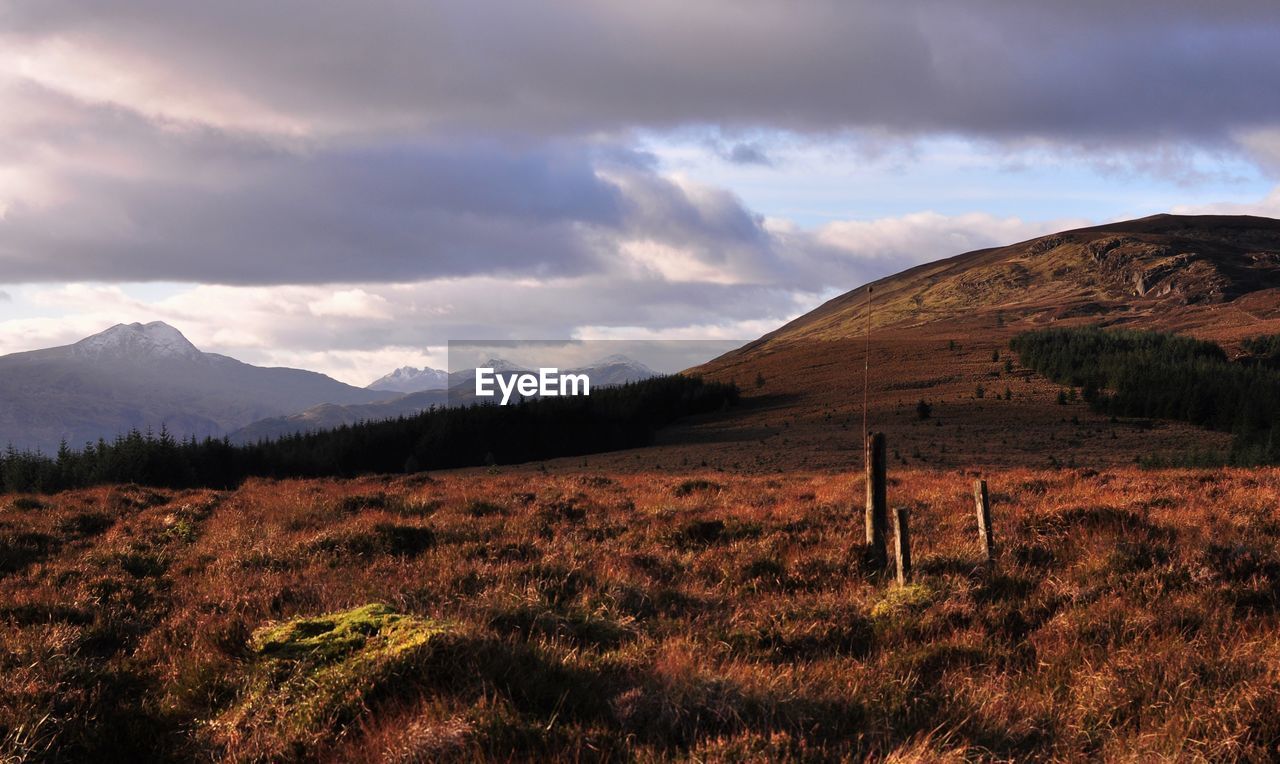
[865,432,888,568]
[973,479,994,564]
[893,506,912,585]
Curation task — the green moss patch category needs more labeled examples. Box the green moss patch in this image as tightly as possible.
[870,582,935,623]
[212,604,450,759]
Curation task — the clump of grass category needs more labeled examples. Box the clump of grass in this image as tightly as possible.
[675,518,725,546]
[465,499,507,518]
[740,557,787,585]
[56,511,115,538]
[487,604,636,649]
[337,493,389,513]
[388,497,442,517]
[308,523,436,558]
[538,497,587,523]
[673,479,722,497]
[0,529,58,574]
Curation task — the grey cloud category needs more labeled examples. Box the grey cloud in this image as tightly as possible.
[263,279,816,355]
[724,143,772,166]
[4,1,1279,147]
[1,0,1271,314]
[0,290,10,302]
[0,95,630,283]
[0,87,1064,296]
[0,135,825,288]
[706,138,773,166]
[0,85,817,287]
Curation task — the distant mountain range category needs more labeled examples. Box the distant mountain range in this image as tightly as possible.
[0,322,664,452]
[228,389,451,444]
[366,366,449,393]
[0,322,389,454]
[230,355,660,444]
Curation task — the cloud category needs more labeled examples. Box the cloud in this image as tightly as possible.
[308,289,392,320]
[1,0,1276,383]
[808,212,1088,272]
[0,2,1276,291]
[1236,129,1280,177]
[712,141,773,166]
[3,1,1278,148]
[0,206,1080,383]
[0,91,629,283]
[0,289,9,302]
[1172,185,1280,217]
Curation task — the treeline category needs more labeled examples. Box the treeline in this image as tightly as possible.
[1010,326,1280,464]
[1240,334,1280,369]
[0,375,738,493]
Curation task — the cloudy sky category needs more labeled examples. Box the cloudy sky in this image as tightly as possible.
[2,1,1280,384]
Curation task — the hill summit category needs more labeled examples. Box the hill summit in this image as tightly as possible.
[754,214,1280,348]
[72,321,204,361]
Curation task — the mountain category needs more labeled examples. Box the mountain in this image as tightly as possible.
[0,322,387,454]
[367,366,449,393]
[583,354,659,386]
[445,357,529,389]
[72,320,204,361]
[682,214,1280,469]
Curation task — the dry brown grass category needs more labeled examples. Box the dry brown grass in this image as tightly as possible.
[3,467,1280,761]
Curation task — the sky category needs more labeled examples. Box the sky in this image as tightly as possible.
[2,1,1280,385]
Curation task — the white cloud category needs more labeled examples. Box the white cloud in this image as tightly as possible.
[308,288,392,320]
[811,211,1090,271]
[1172,185,1280,216]
[250,347,446,386]
[1236,129,1280,177]
[3,36,309,136]
[0,203,1100,383]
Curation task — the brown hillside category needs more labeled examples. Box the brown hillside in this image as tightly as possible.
[752,213,1280,347]
[634,214,1280,472]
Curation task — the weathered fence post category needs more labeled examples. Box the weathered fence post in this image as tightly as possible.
[865,431,888,568]
[893,506,912,585]
[973,479,994,564]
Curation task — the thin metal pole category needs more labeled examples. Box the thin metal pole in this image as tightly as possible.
[863,285,872,447]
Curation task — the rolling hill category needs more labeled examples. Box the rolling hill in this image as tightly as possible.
[639,214,1280,471]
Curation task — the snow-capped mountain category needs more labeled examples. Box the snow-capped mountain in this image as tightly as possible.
[0,322,386,454]
[446,358,530,388]
[367,366,449,393]
[582,354,659,386]
[71,321,204,361]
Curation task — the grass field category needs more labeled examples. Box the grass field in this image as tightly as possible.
[4,466,1280,761]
